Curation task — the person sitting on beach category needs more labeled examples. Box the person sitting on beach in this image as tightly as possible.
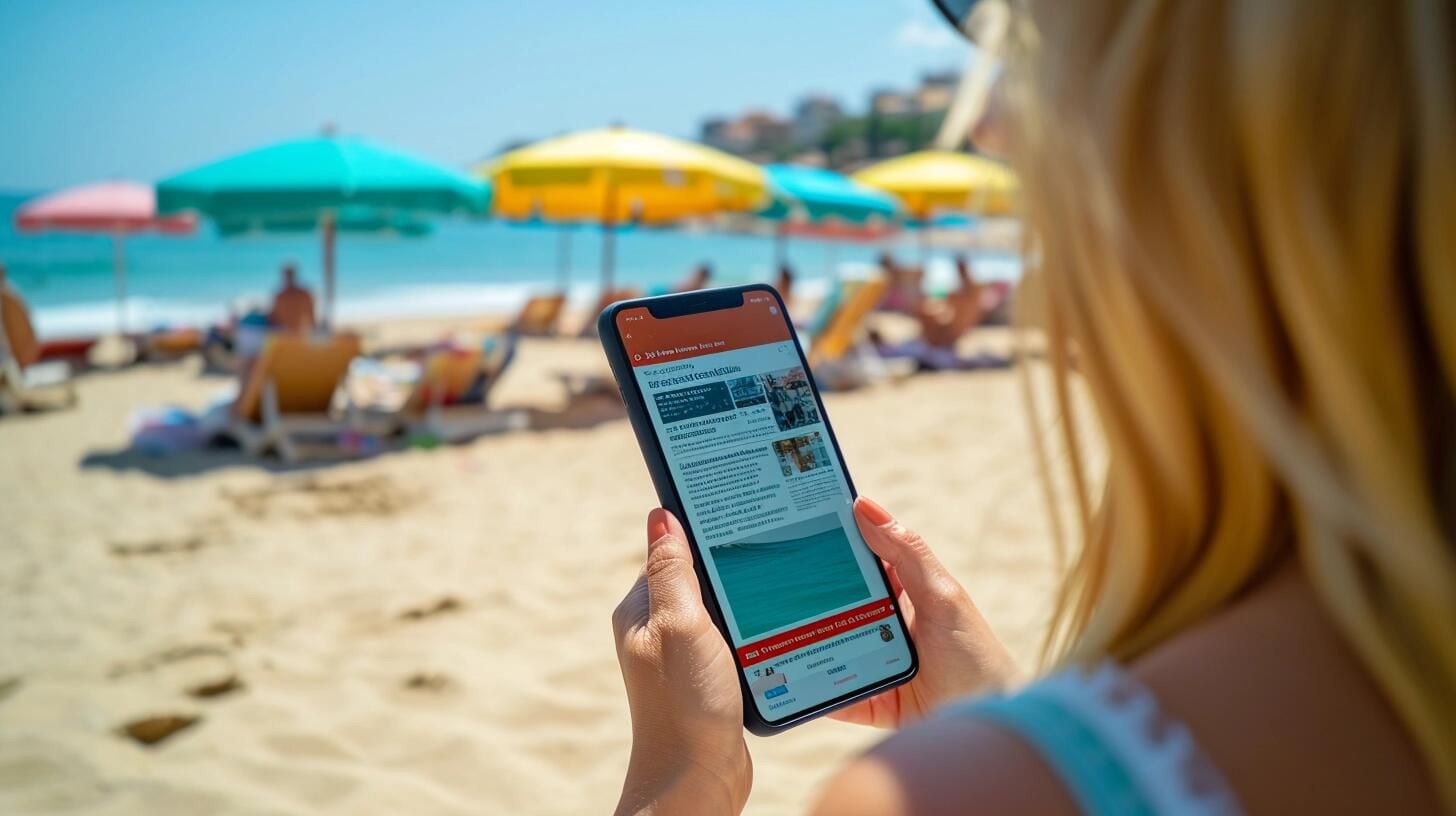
[869,255,1006,371]
[0,261,41,370]
[268,263,316,335]
[918,254,984,349]
[608,1,1455,814]
[876,251,922,314]
[774,263,795,303]
[674,263,713,293]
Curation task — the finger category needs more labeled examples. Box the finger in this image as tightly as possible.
[611,573,650,641]
[854,497,964,613]
[643,508,707,626]
[828,692,900,729]
[881,559,905,600]
[827,700,877,726]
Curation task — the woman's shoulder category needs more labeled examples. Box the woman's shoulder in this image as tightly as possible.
[1129,567,1443,814]
[810,710,1080,816]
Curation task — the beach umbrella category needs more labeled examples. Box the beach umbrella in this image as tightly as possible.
[852,150,1017,220]
[481,125,768,292]
[853,150,1017,259]
[214,206,433,239]
[759,164,903,267]
[14,180,197,334]
[157,134,488,327]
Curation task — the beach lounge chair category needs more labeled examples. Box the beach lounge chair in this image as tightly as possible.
[0,292,76,415]
[402,332,527,443]
[0,355,76,415]
[229,332,363,461]
[511,293,568,336]
[806,276,888,364]
[804,276,911,390]
[137,326,205,362]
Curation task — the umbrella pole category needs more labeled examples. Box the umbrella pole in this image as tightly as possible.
[602,225,616,295]
[774,224,787,271]
[322,210,337,330]
[112,231,127,336]
[601,176,618,295]
[557,228,571,292]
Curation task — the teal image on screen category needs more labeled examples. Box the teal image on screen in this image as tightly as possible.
[710,512,871,639]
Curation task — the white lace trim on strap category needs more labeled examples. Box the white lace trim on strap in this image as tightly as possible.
[1034,662,1243,815]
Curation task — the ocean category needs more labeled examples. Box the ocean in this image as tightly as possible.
[710,525,872,640]
[0,192,1022,338]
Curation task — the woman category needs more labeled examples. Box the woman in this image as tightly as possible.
[611,0,1455,812]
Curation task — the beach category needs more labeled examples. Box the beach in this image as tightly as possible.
[0,320,1069,815]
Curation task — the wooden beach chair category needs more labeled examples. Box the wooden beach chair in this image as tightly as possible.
[804,276,914,390]
[402,332,527,443]
[230,332,362,461]
[807,277,889,366]
[0,290,76,415]
[512,293,567,336]
[0,354,76,415]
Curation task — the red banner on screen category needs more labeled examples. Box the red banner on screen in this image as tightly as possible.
[735,598,896,667]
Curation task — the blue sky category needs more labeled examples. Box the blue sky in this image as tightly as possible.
[0,1,967,191]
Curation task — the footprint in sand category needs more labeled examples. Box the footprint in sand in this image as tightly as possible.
[402,672,453,692]
[118,714,201,746]
[109,534,207,558]
[397,596,464,622]
[107,643,231,680]
[221,474,417,521]
[0,677,20,705]
[187,674,244,699]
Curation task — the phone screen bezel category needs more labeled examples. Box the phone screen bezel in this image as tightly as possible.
[600,283,919,733]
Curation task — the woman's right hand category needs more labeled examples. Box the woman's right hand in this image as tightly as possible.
[831,497,1020,728]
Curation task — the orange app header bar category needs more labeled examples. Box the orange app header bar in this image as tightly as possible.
[616,295,791,367]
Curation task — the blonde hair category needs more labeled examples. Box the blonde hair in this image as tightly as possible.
[1000,0,1456,804]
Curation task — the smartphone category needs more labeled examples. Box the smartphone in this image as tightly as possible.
[599,284,917,735]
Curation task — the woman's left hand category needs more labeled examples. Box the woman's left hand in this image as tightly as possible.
[612,508,752,816]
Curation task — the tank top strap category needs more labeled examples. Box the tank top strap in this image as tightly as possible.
[944,662,1243,815]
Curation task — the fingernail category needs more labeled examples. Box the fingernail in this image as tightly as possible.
[647,508,671,543]
[855,497,894,527]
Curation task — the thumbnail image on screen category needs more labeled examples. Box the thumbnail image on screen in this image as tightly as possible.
[772,431,831,477]
[708,512,871,639]
[728,374,768,408]
[759,366,820,431]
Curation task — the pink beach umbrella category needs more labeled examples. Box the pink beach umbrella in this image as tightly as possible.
[15,181,197,334]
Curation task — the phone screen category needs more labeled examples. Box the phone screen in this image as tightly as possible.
[614,291,913,724]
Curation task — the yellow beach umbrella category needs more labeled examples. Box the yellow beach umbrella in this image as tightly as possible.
[852,150,1017,220]
[481,125,768,290]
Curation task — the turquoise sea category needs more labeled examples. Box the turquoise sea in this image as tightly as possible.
[0,192,1021,338]
[710,525,871,640]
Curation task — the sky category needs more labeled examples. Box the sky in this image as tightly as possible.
[0,0,968,191]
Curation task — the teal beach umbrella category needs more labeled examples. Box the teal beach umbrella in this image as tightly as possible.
[759,164,903,266]
[214,206,434,239]
[761,164,903,224]
[157,134,487,326]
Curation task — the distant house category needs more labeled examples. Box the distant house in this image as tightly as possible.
[792,95,844,146]
[870,89,914,116]
[914,70,959,114]
[700,117,733,152]
[699,110,791,157]
[741,110,793,153]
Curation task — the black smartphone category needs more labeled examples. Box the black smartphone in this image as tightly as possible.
[599,283,918,735]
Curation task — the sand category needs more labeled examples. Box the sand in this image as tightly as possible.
[0,323,1069,815]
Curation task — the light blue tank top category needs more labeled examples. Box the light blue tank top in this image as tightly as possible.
[945,662,1244,815]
